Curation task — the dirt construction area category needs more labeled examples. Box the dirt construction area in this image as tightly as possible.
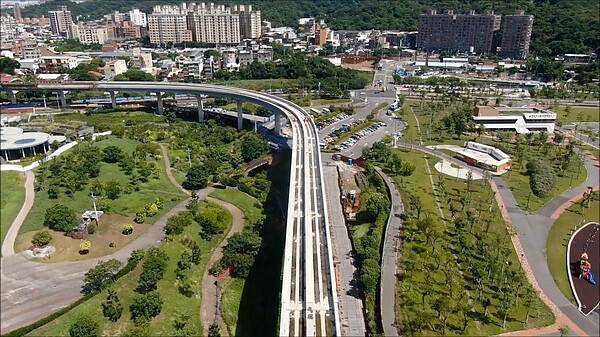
[341,61,375,72]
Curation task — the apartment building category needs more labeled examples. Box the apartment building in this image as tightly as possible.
[500,11,534,59]
[238,45,273,67]
[148,3,259,45]
[108,21,143,41]
[148,5,193,44]
[48,6,74,38]
[104,59,128,79]
[0,15,16,44]
[418,9,501,55]
[128,8,147,27]
[232,5,262,39]
[72,23,108,45]
[314,22,329,47]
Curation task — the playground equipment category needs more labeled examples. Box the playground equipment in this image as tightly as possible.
[579,250,597,285]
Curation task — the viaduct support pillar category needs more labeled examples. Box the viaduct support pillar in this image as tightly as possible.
[59,91,67,109]
[237,100,243,131]
[156,92,164,115]
[274,111,281,135]
[197,95,204,122]
[110,91,117,109]
[8,91,17,104]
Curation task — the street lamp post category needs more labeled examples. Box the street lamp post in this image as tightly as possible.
[186,148,192,168]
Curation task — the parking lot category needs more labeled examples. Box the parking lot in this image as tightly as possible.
[329,121,387,152]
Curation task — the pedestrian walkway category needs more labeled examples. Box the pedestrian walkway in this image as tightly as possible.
[433,160,483,180]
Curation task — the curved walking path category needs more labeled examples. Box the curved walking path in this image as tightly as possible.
[393,141,600,336]
[2,170,34,257]
[159,144,245,336]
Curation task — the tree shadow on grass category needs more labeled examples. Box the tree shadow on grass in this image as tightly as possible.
[233,152,290,337]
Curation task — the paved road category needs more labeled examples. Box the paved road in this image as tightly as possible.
[375,167,402,337]
[558,126,599,150]
[321,157,365,336]
[1,170,34,257]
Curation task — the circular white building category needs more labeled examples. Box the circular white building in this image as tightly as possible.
[0,127,51,161]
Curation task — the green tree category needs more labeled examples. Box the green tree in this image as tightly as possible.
[408,194,424,220]
[363,191,389,219]
[122,317,151,337]
[130,291,163,322]
[102,145,124,163]
[69,314,99,337]
[137,248,169,293]
[240,133,269,162]
[114,69,155,81]
[102,289,123,322]
[220,231,262,278]
[0,57,21,75]
[31,230,52,247]
[44,204,78,232]
[165,211,194,235]
[182,165,209,191]
[83,259,123,293]
[104,180,122,200]
[208,323,222,337]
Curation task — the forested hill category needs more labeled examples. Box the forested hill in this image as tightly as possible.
[20,0,599,56]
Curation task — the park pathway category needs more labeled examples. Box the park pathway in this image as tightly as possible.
[2,170,34,257]
[375,167,402,337]
[159,143,245,336]
[392,140,600,336]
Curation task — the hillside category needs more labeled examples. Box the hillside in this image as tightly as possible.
[20,0,600,56]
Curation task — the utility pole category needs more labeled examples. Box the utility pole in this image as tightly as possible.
[91,193,99,225]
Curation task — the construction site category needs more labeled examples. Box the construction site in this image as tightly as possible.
[331,154,366,222]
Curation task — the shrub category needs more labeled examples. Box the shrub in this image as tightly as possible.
[68,314,99,337]
[123,224,134,235]
[154,197,164,210]
[87,223,96,234]
[79,240,91,254]
[44,204,78,232]
[31,230,52,247]
[134,211,146,224]
[145,203,159,217]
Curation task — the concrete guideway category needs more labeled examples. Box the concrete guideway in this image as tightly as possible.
[0,81,341,336]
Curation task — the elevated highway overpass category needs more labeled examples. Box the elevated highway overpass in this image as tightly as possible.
[0,81,341,336]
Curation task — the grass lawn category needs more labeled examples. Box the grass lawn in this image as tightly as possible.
[14,214,151,262]
[546,191,600,305]
[28,200,230,336]
[210,188,262,227]
[370,102,389,116]
[386,148,554,335]
[18,137,185,244]
[210,78,298,91]
[310,98,352,107]
[53,110,166,128]
[554,106,600,124]
[500,150,586,212]
[0,171,25,247]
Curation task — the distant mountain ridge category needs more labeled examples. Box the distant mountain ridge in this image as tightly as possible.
[19,0,600,56]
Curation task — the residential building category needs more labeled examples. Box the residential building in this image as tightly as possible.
[238,45,273,67]
[98,48,153,68]
[9,40,40,59]
[48,6,74,38]
[112,21,143,40]
[104,59,128,79]
[13,3,22,22]
[128,8,147,27]
[148,5,192,44]
[148,3,261,45]
[104,11,125,25]
[472,106,556,133]
[232,5,261,39]
[180,60,204,81]
[500,11,534,59]
[417,9,501,54]
[72,23,108,45]
[186,3,241,44]
[0,15,16,44]
[314,22,329,47]
[39,55,79,72]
